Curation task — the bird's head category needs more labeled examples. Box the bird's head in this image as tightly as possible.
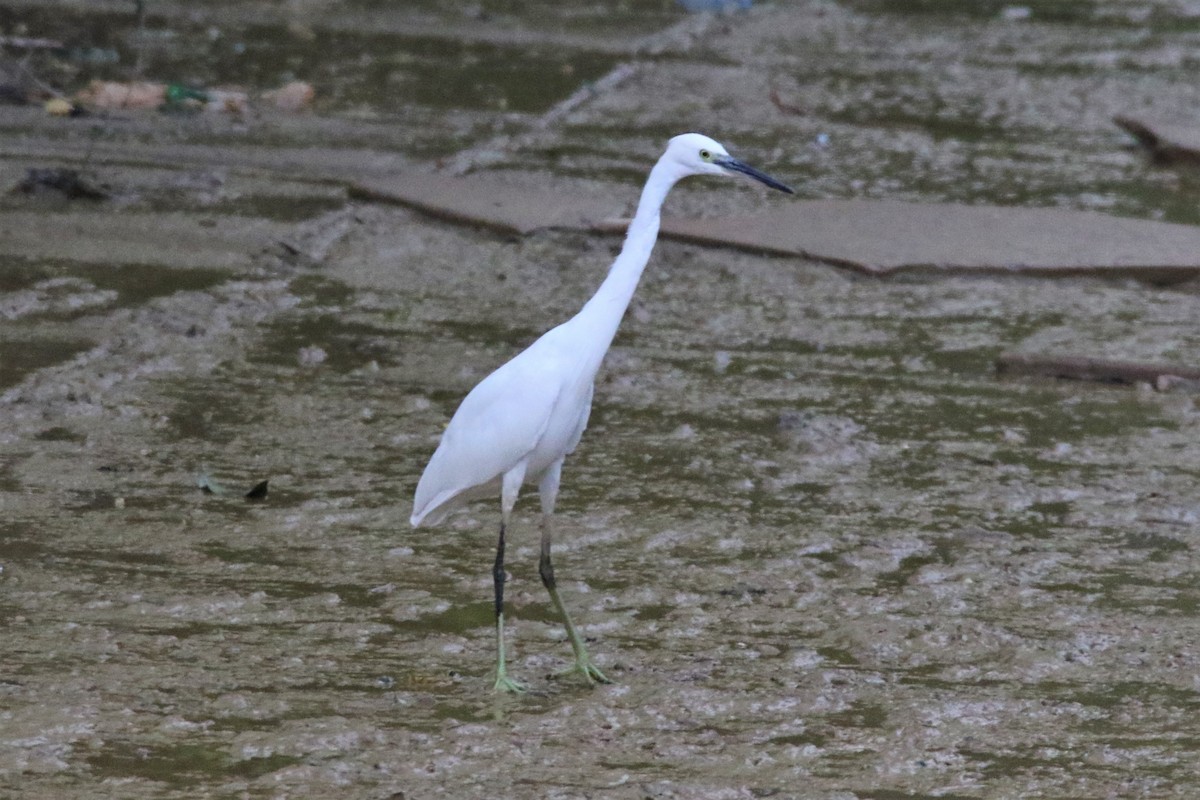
[665,132,794,194]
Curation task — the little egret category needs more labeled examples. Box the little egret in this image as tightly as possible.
[411,133,793,692]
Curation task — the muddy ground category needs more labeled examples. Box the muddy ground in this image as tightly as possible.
[3,1,1200,798]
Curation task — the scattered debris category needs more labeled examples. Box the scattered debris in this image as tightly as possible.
[262,80,315,112]
[197,87,252,115]
[74,79,312,115]
[197,473,271,499]
[996,352,1200,390]
[274,206,360,267]
[76,79,167,110]
[197,474,225,495]
[1114,115,1200,166]
[162,83,213,113]
[44,97,84,117]
[14,168,109,200]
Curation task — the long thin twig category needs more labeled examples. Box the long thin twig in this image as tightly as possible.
[997,351,1200,387]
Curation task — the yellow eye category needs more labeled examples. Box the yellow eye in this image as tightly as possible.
[699,149,711,161]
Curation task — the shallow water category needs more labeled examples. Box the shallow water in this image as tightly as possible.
[3,1,1200,798]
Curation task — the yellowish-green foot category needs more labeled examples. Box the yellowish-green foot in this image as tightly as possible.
[557,656,612,686]
[492,609,525,693]
[493,669,527,693]
[543,583,611,687]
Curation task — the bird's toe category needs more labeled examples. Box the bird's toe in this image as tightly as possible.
[493,673,528,694]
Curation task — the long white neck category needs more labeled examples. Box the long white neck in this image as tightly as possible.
[574,157,680,347]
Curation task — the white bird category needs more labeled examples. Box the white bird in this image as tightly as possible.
[411,133,793,692]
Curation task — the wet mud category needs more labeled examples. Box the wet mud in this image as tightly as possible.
[3,1,1200,798]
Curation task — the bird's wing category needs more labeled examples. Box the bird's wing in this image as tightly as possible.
[410,346,566,526]
[564,381,594,455]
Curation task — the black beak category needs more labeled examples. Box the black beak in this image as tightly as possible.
[715,155,794,194]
